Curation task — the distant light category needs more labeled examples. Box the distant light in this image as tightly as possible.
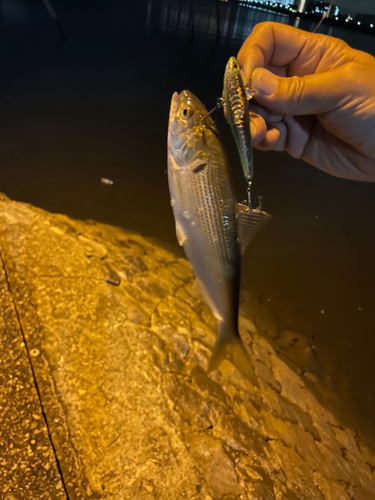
[357,21,361,25]
[371,24,374,28]
[297,0,306,13]
[335,16,338,20]
[100,178,114,186]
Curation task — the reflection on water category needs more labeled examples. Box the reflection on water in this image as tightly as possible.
[293,15,301,29]
[144,0,373,53]
[0,0,373,54]
[147,0,289,41]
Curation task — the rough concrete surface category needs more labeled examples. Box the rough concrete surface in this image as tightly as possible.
[0,194,374,499]
[0,250,66,498]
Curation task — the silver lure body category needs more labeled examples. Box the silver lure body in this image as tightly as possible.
[224,57,253,185]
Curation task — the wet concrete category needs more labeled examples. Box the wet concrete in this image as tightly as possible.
[0,0,374,458]
[0,194,375,499]
[0,243,65,498]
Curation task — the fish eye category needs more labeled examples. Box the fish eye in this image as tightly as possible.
[181,107,193,120]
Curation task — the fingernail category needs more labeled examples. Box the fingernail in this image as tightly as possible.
[253,68,278,96]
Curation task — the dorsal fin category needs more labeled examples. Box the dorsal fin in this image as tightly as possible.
[237,202,271,255]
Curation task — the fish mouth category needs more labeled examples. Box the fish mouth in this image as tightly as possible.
[170,91,180,115]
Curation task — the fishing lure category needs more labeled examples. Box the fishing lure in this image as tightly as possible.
[223,56,255,207]
[199,57,256,207]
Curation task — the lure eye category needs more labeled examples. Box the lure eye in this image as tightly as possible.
[181,107,193,120]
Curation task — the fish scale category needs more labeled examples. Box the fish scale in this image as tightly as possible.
[197,150,237,288]
[173,133,239,321]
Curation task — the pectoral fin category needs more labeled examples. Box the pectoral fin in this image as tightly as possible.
[175,220,187,247]
[237,202,271,255]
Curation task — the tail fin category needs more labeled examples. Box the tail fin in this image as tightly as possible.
[208,322,257,385]
[207,329,228,374]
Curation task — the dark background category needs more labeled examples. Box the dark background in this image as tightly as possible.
[0,0,374,441]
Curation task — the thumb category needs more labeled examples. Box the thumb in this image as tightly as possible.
[251,66,354,116]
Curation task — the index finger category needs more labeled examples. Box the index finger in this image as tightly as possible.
[237,22,325,83]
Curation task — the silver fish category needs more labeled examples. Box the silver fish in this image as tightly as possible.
[167,89,269,379]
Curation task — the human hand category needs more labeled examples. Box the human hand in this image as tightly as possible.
[237,22,375,181]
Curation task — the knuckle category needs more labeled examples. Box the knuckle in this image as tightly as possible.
[286,76,306,107]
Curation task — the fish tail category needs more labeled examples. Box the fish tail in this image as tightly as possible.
[207,323,257,384]
[207,325,228,374]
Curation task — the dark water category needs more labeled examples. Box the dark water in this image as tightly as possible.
[1,0,375,442]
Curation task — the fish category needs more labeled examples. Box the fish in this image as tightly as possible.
[167,89,270,380]
[223,56,254,206]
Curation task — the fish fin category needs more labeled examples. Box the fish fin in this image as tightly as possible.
[229,339,258,385]
[208,323,257,384]
[175,220,187,247]
[237,203,271,255]
[207,325,229,374]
